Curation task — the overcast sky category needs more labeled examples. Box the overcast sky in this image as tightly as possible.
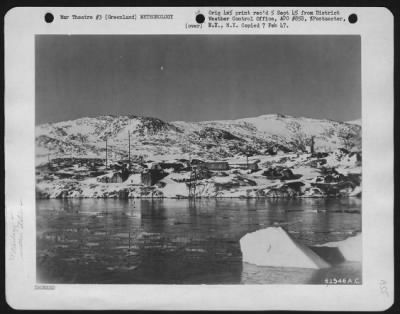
[36,35,361,125]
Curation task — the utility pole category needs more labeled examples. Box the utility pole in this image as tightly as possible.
[246,145,249,170]
[128,131,131,167]
[193,169,197,200]
[311,136,315,154]
[188,169,192,198]
[187,137,192,166]
[105,139,108,169]
[189,166,197,200]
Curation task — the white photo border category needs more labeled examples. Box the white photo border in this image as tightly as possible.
[5,7,394,310]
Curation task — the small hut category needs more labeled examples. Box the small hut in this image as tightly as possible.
[228,159,260,171]
[204,161,229,171]
[141,169,167,186]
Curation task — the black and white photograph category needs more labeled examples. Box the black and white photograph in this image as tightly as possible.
[4,6,394,310]
[35,34,363,285]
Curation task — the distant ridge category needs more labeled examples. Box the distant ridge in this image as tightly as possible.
[346,119,361,126]
[36,113,361,164]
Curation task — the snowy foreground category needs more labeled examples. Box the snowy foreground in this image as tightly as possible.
[36,150,361,199]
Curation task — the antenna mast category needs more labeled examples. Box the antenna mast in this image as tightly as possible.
[128,131,131,167]
[246,145,249,169]
[105,139,108,169]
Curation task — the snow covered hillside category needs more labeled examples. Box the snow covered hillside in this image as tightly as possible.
[36,114,361,165]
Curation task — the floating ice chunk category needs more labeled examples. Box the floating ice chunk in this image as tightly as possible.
[313,233,361,262]
[239,227,330,269]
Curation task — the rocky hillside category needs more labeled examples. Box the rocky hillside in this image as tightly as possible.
[36,114,361,165]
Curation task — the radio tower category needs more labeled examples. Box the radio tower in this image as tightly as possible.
[105,139,108,169]
[128,131,131,167]
[187,137,198,199]
[189,166,198,199]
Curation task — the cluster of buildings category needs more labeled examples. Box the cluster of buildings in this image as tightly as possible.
[95,158,261,187]
[36,154,262,188]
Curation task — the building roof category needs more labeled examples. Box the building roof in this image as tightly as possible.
[227,159,260,165]
[97,171,121,179]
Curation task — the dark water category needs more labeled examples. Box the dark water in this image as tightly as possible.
[36,198,361,284]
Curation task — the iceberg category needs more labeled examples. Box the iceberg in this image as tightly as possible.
[311,233,361,262]
[240,227,331,269]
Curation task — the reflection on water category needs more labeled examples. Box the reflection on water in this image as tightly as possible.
[36,198,361,284]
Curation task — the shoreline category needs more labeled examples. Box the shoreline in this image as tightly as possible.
[36,194,361,200]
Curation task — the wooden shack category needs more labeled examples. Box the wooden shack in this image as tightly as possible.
[228,160,259,171]
[159,162,185,172]
[141,169,167,186]
[204,161,229,171]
